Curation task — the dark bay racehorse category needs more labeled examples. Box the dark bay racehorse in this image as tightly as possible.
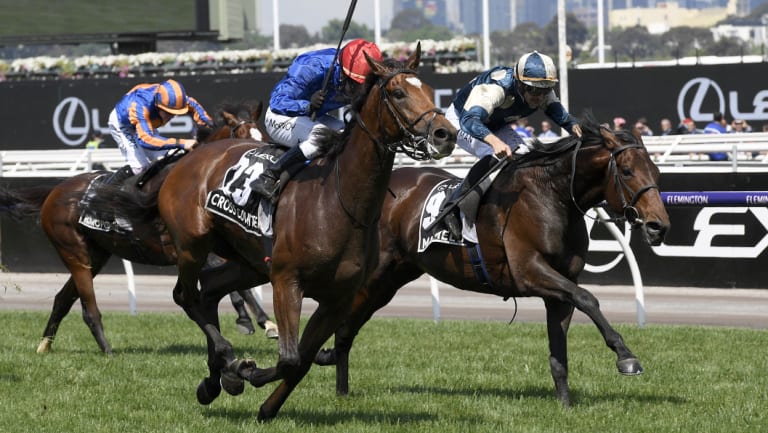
[0,105,276,355]
[125,45,456,420]
[315,116,670,407]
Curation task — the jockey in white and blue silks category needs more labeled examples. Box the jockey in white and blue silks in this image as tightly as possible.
[250,39,383,201]
[440,51,583,239]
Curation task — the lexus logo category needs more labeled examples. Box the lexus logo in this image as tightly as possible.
[52,97,92,146]
[677,77,768,123]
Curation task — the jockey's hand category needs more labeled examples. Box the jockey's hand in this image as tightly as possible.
[180,139,197,150]
[310,90,325,113]
[572,124,583,138]
[485,134,512,158]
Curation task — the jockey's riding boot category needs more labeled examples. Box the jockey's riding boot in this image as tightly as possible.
[438,155,498,239]
[103,164,134,186]
[250,146,308,200]
[441,181,469,239]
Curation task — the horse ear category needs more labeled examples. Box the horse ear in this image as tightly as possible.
[406,42,422,71]
[221,111,237,127]
[253,101,264,121]
[599,126,619,150]
[365,51,387,77]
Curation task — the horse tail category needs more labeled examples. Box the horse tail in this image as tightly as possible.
[0,181,61,220]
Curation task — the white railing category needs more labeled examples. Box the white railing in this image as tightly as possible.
[0,148,126,177]
[4,133,768,178]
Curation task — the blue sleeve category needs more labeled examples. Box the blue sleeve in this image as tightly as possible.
[269,58,325,117]
[544,101,578,135]
[188,97,214,127]
[459,106,493,141]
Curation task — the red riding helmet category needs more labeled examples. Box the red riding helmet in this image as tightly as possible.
[339,39,383,84]
[155,79,189,114]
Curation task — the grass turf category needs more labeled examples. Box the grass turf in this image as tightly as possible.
[1,311,766,432]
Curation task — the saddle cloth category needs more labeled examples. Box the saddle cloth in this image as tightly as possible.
[204,147,284,237]
[78,174,132,233]
[417,179,478,252]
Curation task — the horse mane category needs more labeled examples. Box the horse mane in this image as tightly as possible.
[321,58,410,160]
[520,110,630,167]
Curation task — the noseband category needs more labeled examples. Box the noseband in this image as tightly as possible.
[355,69,445,161]
[570,140,659,227]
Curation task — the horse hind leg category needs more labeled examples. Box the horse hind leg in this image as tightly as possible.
[544,299,575,407]
[73,255,112,354]
[229,291,256,335]
[37,277,79,353]
[240,288,278,339]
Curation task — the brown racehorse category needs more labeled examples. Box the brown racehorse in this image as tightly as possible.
[0,105,276,355]
[118,45,457,420]
[315,115,671,407]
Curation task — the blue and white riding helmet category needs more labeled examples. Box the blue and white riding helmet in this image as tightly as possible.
[515,51,558,89]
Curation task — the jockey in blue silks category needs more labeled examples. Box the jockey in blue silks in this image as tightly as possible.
[250,39,383,201]
[439,51,583,239]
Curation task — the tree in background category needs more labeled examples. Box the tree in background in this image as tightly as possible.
[279,24,315,48]
[386,8,453,42]
[318,19,373,43]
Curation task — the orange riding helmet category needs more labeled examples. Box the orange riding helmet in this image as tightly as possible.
[155,79,189,114]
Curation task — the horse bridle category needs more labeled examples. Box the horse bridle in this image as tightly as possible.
[229,119,249,138]
[337,69,447,228]
[355,69,445,161]
[569,139,659,227]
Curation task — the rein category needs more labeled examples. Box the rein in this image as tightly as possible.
[568,138,659,227]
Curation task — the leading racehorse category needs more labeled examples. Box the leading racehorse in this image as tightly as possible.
[315,115,670,407]
[113,44,457,420]
[0,104,276,355]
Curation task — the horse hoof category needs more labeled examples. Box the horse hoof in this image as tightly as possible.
[36,337,53,354]
[314,348,337,366]
[220,369,245,396]
[196,377,222,405]
[257,405,275,422]
[236,321,256,335]
[617,358,644,376]
[264,321,278,339]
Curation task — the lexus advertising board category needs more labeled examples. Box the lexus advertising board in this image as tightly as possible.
[1,63,768,288]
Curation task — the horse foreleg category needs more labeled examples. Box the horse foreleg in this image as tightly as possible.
[567,283,642,375]
[258,299,352,422]
[544,299,575,407]
[37,277,79,354]
[174,259,240,404]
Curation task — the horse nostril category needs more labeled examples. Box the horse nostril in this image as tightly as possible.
[645,220,668,239]
[432,127,450,141]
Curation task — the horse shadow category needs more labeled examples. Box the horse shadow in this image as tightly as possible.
[396,383,686,406]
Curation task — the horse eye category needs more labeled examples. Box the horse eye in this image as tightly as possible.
[622,166,633,177]
[392,88,407,99]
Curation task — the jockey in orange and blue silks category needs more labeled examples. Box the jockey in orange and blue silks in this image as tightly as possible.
[108,79,214,175]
